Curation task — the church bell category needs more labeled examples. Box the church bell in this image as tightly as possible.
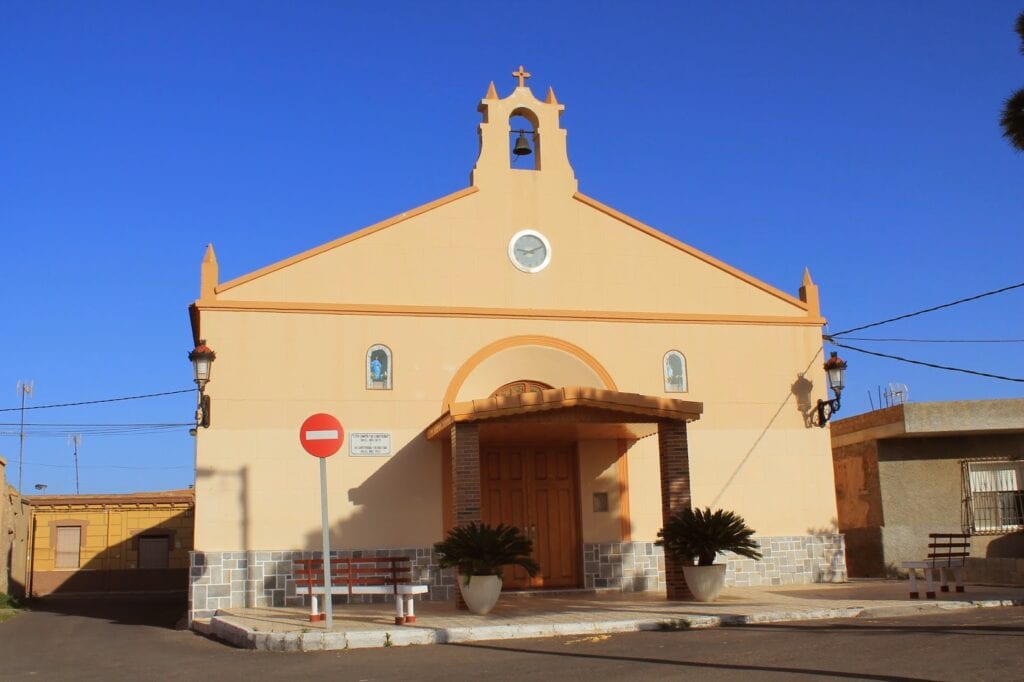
[512,130,533,156]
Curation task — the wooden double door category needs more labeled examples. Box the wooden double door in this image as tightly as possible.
[481,445,581,590]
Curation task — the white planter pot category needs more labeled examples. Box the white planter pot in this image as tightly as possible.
[458,574,503,615]
[682,564,727,602]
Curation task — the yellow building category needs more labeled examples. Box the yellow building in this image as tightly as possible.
[188,68,846,621]
[28,489,193,596]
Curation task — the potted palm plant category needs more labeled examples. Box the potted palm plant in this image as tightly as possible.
[657,507,762,602]
[433,521,539,614]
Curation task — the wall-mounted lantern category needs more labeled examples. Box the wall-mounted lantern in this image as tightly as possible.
[817,351,847,427]
[188,339,216,428]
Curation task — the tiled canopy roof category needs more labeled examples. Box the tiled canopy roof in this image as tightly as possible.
[426,386,702,441]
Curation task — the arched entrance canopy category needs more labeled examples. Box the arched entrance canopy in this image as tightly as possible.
[429,385,703,600]
[426,385,702,443]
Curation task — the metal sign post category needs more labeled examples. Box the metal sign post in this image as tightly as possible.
[299,413,345,630]
[318,456,333,630]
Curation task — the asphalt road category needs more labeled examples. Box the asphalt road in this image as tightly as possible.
[1,596,1021,681]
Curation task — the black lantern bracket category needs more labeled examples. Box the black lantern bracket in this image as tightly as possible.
[188,339,216,429]
[815,351,848,428]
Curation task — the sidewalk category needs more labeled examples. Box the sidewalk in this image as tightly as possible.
[197,580,1024,652]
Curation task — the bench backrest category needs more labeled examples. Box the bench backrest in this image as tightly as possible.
[293,557,415,594]
[926,533,970,566]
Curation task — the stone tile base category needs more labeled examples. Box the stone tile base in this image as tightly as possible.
[188,548,455,624]
[582,534,847,591]
[189,534,846,623]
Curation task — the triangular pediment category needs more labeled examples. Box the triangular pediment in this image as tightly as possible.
[202,184,817,323]
[197,71,820,326]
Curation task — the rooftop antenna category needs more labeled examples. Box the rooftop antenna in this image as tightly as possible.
[16,380,33,493]
[884,382,910,406]
[69,433,82,495]
[33,483,47,492]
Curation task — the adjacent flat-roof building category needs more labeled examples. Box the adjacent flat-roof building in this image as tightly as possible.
[831,399,1024,580]
[27,489,194,597]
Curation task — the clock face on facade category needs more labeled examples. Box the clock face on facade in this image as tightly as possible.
[509,229,551,273]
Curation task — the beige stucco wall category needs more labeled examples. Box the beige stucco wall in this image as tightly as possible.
[877,455,963,573]
[577,439,621,543]
[215,188,804,320]
[870,434,1023,573]
[191,80,839,553]
[195,312,836,550]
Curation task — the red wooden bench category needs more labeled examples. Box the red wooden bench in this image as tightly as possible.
[293,556,428,624]
[900,533,969,599]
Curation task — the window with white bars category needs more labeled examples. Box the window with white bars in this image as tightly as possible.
[55,526,82,569]
[962,460,1024,533]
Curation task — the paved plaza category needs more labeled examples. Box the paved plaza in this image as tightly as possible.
[199,579,1024,651]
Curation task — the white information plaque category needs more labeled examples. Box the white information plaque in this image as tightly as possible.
[349,432,392,456]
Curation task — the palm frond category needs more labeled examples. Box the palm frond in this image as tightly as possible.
[433,522,540,578]
[1001,88,1024,152]
[657,507,763,566]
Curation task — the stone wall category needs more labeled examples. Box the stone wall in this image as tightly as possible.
[1,458,31,599]
[189,548,454,622]
[582,535,847,591]
[189,534,847,623]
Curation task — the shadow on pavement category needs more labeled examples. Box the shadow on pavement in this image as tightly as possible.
[455,641,940,682]
[25,593,188,629]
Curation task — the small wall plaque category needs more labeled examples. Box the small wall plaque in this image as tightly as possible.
[592,492,609,513]
[349,432,392,456]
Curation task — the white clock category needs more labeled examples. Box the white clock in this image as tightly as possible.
[508,229,551,273]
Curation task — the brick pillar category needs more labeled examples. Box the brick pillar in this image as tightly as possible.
[658,420,694,600]
[451,423,482,526]
[450,422,481,609]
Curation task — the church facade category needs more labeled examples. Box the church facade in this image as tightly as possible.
[187,69,845,621]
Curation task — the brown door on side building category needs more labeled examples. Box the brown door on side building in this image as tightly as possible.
[481,445,581,590]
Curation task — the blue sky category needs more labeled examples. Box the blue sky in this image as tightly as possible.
[2,2,1022,494]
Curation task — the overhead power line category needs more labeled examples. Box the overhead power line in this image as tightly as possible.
[20,460,192,471]
[829,341,1024,383]
[0,388,193,413]
[0,425,191,438]
[830,280,1024,337]
[833,336,1024,344]
[0,422,192,427]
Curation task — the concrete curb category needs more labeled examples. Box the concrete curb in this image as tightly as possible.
[205,598,1023,652]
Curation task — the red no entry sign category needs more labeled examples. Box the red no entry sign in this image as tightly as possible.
[299,413,345,458]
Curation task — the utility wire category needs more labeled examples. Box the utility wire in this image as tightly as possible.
[0,422,192,427]
[0,426,190,438]
[829,280,1024,337]
[0,389,194,413]
[831,336,1024,344]
[21,460,192,470]
[829,341,1024,383]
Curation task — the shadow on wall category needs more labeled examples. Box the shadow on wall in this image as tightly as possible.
[837,526,885,578]
[806,519,839,536]
[4,491,31,598]
[802,518,847,582]
[791,373,815,428]
[5,541,27,601]
[30,508,193,597]
[986,532,1024,558]
[709,350,823,508]
[302,433,438,555]
[195,465,249,551]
